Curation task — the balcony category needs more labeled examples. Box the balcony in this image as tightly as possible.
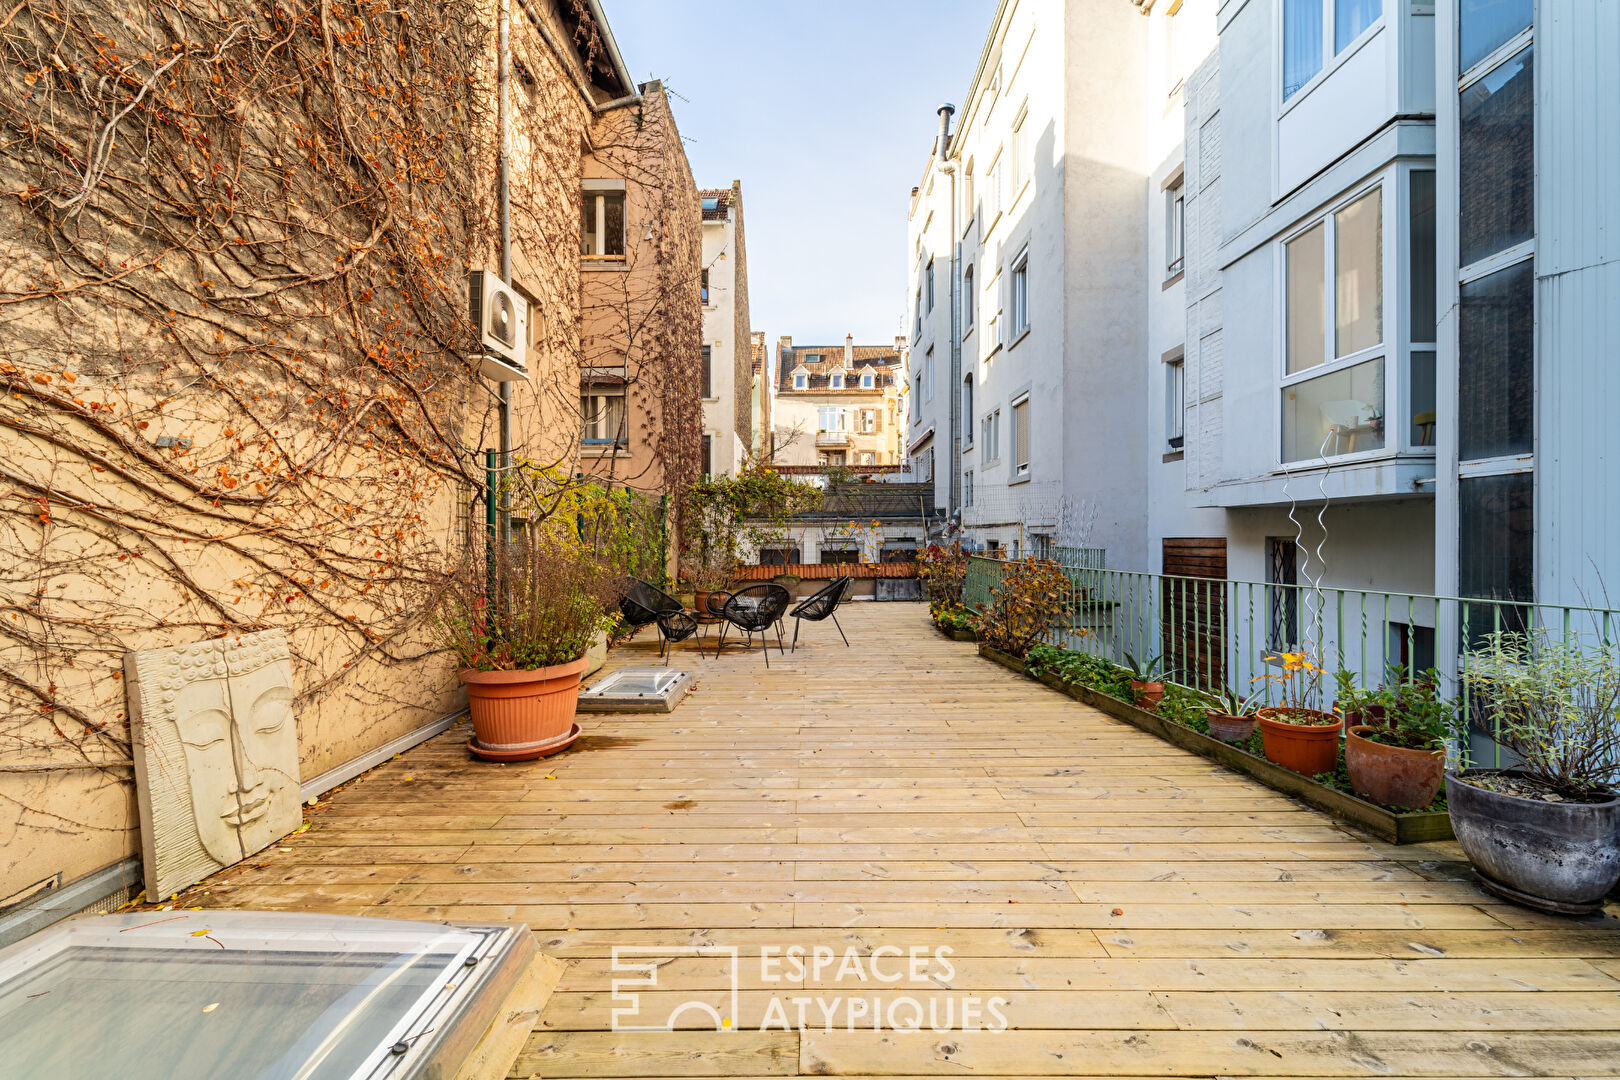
[815,429,851,447]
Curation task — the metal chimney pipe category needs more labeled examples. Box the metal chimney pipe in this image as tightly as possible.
[936,103,955,158]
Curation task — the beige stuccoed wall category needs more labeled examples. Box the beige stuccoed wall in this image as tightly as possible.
[0,0,607,909]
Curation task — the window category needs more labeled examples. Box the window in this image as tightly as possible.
[1409,169,1437,449]
[1010,104,1028,195]
[831,372,844,390]
[1012,398,1030,476]
[923,348,934,402]
[581,390,626,445]
[963,266,975,328]
[986,151,1003,223]
[1266,537,1299,650]
[793,372,807,390]
[700,195,720,212]
[861,372,874,389]
[1460,47,1533,267]
[701,346,712,398]
[1456,4,1534,622]
[580,186,625,257]
[982,409,1000,463]
[1010,250,1030,339]
[861,452,876,465]
[914,289,922,340]
[1166,178,1186,277]
[962,375,974,446]
[1281,187,1386,463]
[964,469,974,508]
[803,352,822,364]
[963,160,975,222]
[1165,355,1186,450]
[700,269,710,304]
[1283,0,1383,101]
[858,409,877,433]
[701,435,712,479]
[818,406,847,432]
[926,259,935,312]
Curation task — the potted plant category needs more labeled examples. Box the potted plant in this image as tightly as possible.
[1256,650,1342,776]
[1333,667,1388,728]
[1202,685,1266,743]
[1342,669,1449,809]
[1449,631,1620,914]
[973,557,1072,659]
[436,533,619,762]
[1123,652,1168,711]
[681,555,735,622]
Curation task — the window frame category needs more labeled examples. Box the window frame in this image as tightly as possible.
[1009,101,1030,203]
[962,265,975,330]
[1166,176,1186,278]
[1164,350,1186,452]
[1275,171,1426,468]
[580,389,628,448]
[580,182,627,260]
[961,374,974,449]
[1011,395,1031,478]
[1279,0,1387,110]
[793,372,807,391]
[1009,248,1031,343]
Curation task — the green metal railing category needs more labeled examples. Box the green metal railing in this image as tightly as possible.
[965,554,1620,766]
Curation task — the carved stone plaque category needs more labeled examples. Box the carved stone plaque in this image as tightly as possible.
[125,629,300,899]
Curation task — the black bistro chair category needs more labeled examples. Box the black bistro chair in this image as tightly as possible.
[718,583,792,668]
[789,575,852,652]
[655,609,702,664]
[618,578,688,657]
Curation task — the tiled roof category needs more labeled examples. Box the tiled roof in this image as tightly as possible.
[751,338,767,375]
[777,343,901,393]
[698,188,733,221]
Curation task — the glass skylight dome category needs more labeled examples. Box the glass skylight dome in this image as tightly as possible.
[0,910,536,1079]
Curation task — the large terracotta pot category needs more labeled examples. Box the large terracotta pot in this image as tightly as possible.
[1131,680,1166,711]
[460,654,588,762]
[1447,770,1620,916]
[1206,712,1257,744]
[1257,708,1342,777]
[1345,725,1444,809]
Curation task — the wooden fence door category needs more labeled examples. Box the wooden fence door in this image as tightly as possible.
[1161,538,1227,690]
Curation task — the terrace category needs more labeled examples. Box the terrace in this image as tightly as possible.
[187,603,1620,1078]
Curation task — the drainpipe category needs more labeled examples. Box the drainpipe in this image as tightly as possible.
[935,104,960,523]
[496,0,513,546]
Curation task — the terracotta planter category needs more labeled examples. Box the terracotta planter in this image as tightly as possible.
[1345,725,1444,809]
[1206,712,1258,744]
[1257,708,1342,777]
[693,588,725,624]
[1131,680,1165,711]
[460,655,588,762]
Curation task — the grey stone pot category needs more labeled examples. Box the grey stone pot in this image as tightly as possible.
[1445,770,1620,915]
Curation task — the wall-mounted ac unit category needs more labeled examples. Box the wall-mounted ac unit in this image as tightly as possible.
[468,270,529,382]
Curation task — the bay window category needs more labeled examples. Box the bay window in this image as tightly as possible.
[1280,185,1388,463]
[1283,0,1383,102]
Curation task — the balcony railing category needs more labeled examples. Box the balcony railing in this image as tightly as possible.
[963,553,1620,768]
[815,430,851,447]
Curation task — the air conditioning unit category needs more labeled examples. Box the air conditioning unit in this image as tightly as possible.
[468,270,530,382]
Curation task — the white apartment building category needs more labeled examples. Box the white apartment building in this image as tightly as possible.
[905,0,1153,563]
[912,0,1620,690]
[699,183,752,477]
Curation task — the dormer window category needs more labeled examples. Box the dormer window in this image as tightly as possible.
[831,373,844,390]
[861,373,874,389]
[793,373,807,390]
[701,196,720,212]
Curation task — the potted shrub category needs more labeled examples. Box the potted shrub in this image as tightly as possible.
[1449,631,1620,914]
[1341,670,1449,809]
[1256,651,1342,776]
[1333,667,1388,728]
[681,556,735,623]
[436,534,619,762]
[973,557,1072,659]
[1123,652,1167,711]
[1202,685,1266,743]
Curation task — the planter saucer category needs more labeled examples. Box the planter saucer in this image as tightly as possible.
[468,723,582,762]
[1473,868,1605,917]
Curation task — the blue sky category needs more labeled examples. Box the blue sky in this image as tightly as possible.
[603,0,995,346]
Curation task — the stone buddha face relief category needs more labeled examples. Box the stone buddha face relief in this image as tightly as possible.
[127,629,301,897]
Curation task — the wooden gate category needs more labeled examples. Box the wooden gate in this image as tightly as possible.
[1161,538,1227,690]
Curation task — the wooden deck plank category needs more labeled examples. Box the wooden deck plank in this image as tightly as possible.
[174,604,1620,1080]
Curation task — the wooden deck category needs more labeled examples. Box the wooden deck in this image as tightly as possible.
[197,602,1620,1078]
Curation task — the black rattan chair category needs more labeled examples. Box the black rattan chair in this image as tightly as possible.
[719,584,792,668]
[789,575,852,652]
[655,609,702,664]
[619,578,685,652]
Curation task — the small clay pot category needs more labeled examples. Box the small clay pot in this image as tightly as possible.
[1131,680,1166,711]
[1207,712,1258,744]
[1345,725,1444,809]
[1257,707,1343,777]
